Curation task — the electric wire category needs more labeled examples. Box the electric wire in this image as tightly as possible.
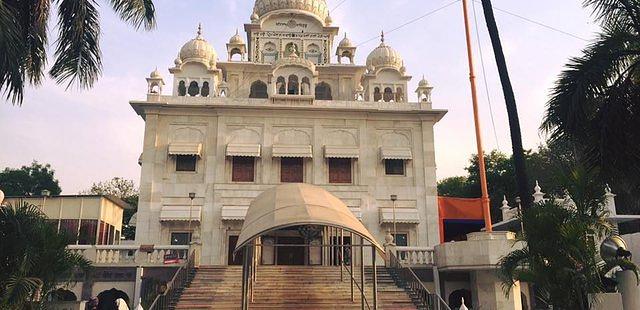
[471,0,501,151]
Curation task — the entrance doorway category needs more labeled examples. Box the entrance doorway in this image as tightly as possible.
[276,236,305,265]
[228,236,243,265]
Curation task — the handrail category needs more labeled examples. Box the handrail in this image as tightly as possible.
[148,250,196,310]
[343,261,371,310]
[388,252,451,310]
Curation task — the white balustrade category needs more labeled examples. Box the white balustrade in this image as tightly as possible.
[395,246,435,266]
[67,244,190,266]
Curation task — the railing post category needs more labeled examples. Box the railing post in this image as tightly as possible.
[360,236,365,310]
[350,232,355,302]
[371,245,378,310]
[241,246,250,310]
[340,228,344,282]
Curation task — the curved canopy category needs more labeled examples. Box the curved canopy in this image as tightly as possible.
[235,183,384,253]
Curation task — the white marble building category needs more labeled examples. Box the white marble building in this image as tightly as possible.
[131,0,446,266]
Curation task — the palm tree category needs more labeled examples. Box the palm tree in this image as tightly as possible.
[0,201,91,309]
[541,0,640,215]
[498,167,637,309]
[479,0,532,209]
[0,0,156,105]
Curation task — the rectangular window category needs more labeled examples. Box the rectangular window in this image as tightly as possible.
[384,159,405,175]
[328,158,352,184]
[78,219,98,245]
[59,219,79,244]
[171,232,192,259]
[232,157,255,182]
[176,155,197,172]
[392,233,408,246]
[281,157,304,183]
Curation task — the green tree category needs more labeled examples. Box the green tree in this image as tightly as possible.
[0,161,62,196]
[0,201,91,309]
[498,167,637,309]
[541,0,640,215]
[83,177,138,240]
[0,0,156,105]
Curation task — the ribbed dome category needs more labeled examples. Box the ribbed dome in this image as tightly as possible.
[229,29,244,44]
[178,25,217,66]
[338,33,353,48]
[418,76,430,87]
[253,0,329,24]
[366,42,403,71]
[150,68,162,78]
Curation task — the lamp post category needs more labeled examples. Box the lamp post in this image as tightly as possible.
[188,192,196,245]
[390,195,398,244]
[41,189,51,213]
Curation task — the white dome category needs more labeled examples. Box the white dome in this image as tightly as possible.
[338,33,353,48]
[253,0,329,24]
[366,33,403,71]
[229,29,244,44]
[150,68,162,78]
[178,25,217,66]
[418,76,430,87]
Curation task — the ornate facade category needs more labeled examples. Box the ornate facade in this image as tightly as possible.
[132,0,445,265]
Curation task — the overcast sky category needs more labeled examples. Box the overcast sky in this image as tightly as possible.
[0,0,600,194]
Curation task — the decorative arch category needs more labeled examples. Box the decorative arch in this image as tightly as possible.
[47,289,77,301]
[178,81,186,96]
[301,77,311,95]
[380,132,410,147]
[383,87,394,102]
[97,288,130,310]
[287,75,299,95]
[171,127,204,143]
[276,76,286,94]
[249,80,268,98]
[228,128,261,144]
[201,81,210,97]
[373,87,382,102]
[274,129,311,145]
[188,81,200,96]
[395,87,404,102]
[315,82,332,100]
[324,130,357,146]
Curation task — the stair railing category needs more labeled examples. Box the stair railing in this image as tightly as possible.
[148,250,196,310]
[387,252,451,310]
[343,257,372,310]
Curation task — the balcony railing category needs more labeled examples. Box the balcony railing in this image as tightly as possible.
[395,246,435,267]
[67,244,190,266]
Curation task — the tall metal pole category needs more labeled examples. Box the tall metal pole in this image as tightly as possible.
[350,232,354,302]
[461,0,492,232]
[241,246,249,310]
[371,245,378,310]
[340,228,344,281]
[188,192,196,245]
[390,195,398,242]
[360,236,365,310]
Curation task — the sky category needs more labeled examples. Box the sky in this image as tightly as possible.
[0,0,600,194]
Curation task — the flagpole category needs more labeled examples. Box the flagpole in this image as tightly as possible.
[462,0,492,232]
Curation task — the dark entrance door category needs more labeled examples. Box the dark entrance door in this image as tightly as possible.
[277,236,305,265]
[228,236,243,265]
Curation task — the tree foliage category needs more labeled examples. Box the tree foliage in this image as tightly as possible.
[541,0,640,215]
[0,201,91,309]
[0,161,62,196]
[437,145,575,222]
[0,0,156,105]
[83,177,138,240]
[498,167,638,309]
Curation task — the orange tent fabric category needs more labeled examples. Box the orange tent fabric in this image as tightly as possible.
[438,197,484,243]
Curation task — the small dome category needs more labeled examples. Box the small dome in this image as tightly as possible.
[253,0,329,25]
[150,68,162,78]
[325,14,333,26]
[251,11,260,23]
[229,29,244,45]
[338,33,353,48]
[418,75,430,87]
[178,24,217,66]
[366,32,404,71]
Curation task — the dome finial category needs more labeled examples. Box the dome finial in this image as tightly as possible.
[380,30,385,44]
[197,23,202,36]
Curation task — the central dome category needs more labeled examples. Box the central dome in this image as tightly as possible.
[366,33,404,72]
[253,0,329,24]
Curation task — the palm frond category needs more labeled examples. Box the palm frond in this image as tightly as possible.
[49,0,102,89]
[107,0,156,30]
[583,0,640,33]
[0,2,26,104]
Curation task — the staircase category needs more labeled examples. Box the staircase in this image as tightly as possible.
[174,265,418,309]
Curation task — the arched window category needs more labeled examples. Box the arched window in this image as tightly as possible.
[188,81,200,96]
[395,87,404,102]
[315,82,332,100]
[201,82,210,97]
[277,76,286,95]
[373,87,382,102]
[285,42,300,57]
[287,75,299,95]
[249,80,268,98]
[230,48,243,61]
[150,83,159,94]
[448,289,472,309]
[383,87,394,102]
[263,42,278,64]
[301,77,311,95]
[178,81,186,96]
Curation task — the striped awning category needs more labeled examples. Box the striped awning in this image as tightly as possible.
[222,206,250,221]
[272,144,313,158]
[379,208,420,224]
[380,147,413,160]
[159,205,202,222]
[226,144,261,157]
[324,146,359,159]
[168,143,202,156]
